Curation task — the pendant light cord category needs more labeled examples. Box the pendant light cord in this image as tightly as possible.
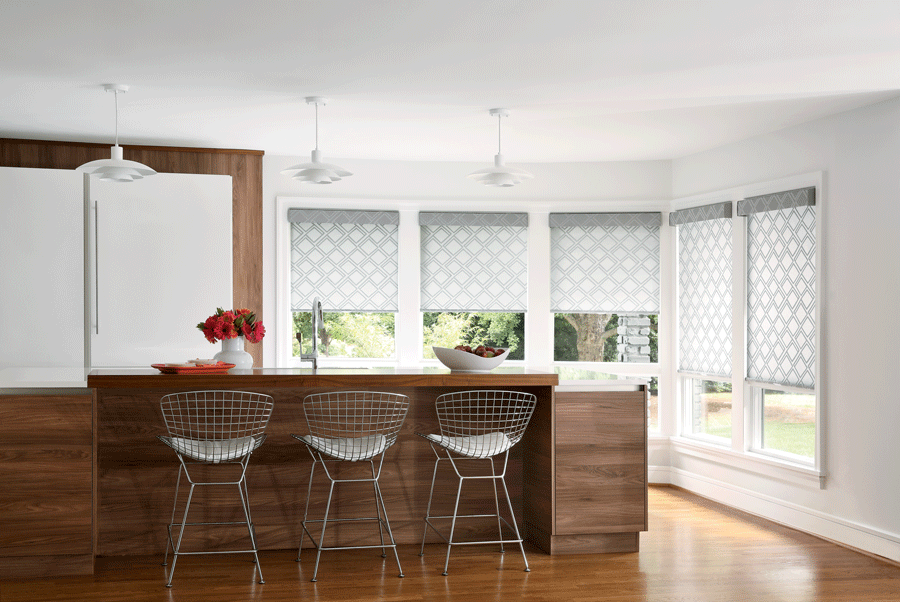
[497,113,502,154]
[315,102,319,151]
[113,90,120,147]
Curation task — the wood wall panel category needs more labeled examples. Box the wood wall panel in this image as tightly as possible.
[0,394,94,577]
[0,138,264,365]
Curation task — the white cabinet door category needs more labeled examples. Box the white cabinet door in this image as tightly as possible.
[88,173,233,366]
[0,167,84,368]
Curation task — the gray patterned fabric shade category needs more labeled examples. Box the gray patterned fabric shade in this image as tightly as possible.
[419,212,528,312]
[742,188,817,390]
[549,212,661,314]
[672,203,733,377]
[289,209,399,312]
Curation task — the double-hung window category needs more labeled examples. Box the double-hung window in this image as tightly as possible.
[419,212,528,360]
[671,202,734,443]
[288,208,399,361]
[549,212,661,427]
[739,187,818,463]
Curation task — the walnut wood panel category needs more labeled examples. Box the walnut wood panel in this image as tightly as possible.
[94,384,549,556]
[522,385,554,550]
[0,394,94,578]
[553,390,648,550]
[87,369,560,390]
[0,137,264,365]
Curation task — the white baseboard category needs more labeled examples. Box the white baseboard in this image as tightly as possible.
[648,465,900,564]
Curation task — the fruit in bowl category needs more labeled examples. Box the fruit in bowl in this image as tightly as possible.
[432,345,510,372]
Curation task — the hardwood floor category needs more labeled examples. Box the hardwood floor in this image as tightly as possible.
[3,486,899,602]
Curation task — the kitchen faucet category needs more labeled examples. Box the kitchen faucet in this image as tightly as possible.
[298,297,324,370]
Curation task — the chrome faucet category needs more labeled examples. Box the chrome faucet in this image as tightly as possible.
[298,297,324,370]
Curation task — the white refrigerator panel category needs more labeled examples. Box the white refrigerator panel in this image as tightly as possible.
[0,167,84,368]
[88,173,233,366]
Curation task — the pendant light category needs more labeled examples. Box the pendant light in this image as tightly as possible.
[467,108,533,187]
[77,84,156,182]
[281,96,352,184]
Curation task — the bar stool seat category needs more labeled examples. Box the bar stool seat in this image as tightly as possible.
[292,391,410,582]
[417,389,536,575]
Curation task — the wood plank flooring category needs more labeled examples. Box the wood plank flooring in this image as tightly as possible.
[3,486,899,602]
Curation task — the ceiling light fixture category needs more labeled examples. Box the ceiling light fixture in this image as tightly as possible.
[77,84,156,182]
[467,108,533,187]
[281,96,352,184]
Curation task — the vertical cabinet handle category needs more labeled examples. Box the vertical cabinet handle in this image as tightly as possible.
[94,201,99,334]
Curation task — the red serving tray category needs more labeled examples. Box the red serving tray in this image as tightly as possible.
[151,362,235,375]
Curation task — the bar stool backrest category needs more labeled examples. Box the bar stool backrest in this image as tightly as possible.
[434,390,537,453]
[302,391,410,461]
[159,390,274,463]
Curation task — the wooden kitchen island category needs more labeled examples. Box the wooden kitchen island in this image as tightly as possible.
[3,367,648,577]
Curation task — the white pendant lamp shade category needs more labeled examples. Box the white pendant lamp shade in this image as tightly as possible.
[77,84,156,182]
[282,97,352,184]
[467,108,533,187]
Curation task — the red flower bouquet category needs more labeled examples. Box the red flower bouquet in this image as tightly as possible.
[197,308,266,344]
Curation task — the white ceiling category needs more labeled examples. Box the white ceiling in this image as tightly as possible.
[2,0,899,163]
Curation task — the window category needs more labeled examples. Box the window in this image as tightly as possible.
[549,213,661,364]
[671,201,733,442]
[686,378,733,441]
[740,187,817,462]
[422,312,524,360]
[288,209,399,361]
[419,212,528,359]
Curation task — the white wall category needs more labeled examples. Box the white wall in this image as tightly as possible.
[669,96,900,562]
[261,156,672,364]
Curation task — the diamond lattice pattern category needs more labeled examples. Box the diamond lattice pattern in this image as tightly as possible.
[678,218,732,377]
[746,205,816,389]
[420,224,528,312]
[291,221,398,312]
[550,215,660,313]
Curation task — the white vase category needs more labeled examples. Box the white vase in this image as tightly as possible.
[213,337,254,370]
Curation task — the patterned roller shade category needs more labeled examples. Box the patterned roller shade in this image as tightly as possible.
[549,212,661,314]
[419,212,528,312]
[743,189,817,389]
[673,203,733,377]
[289,209,399,312]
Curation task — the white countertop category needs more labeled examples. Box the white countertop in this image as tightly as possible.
[0,367,92,389]
[1,365,651,390]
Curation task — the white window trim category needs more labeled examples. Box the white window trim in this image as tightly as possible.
[671,172,825,486]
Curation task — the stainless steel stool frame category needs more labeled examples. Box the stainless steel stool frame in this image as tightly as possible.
[292,391,410,582]
[416,389,536,575]
[157,390,274,588]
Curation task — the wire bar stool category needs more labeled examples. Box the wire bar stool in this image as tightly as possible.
[417,390,536,575]
[292,391,410,582]
[157,390,274,588]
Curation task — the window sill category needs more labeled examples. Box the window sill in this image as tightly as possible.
[669,435,825,489]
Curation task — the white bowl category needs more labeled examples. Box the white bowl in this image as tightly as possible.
[432,346,510,372]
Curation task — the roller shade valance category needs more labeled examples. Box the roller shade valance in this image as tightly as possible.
[674,203,733,378]
[549,212,661,314]
[669,201,732,226]
[737,186,815,216]
[743,190,817,390]
[288,208,399,225]
[419,212,528,312]
[290,209,399,313]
